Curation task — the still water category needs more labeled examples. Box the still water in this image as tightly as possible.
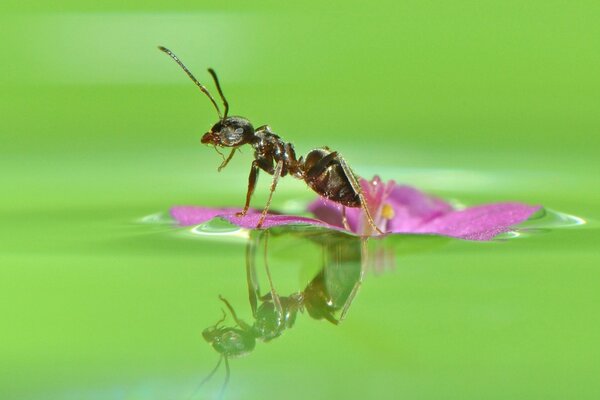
[2,184,596,399]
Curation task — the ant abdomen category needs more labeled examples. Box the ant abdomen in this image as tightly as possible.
[303,148,361,208]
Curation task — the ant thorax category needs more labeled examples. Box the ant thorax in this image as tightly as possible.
[250,126,302,177]
[251,126,283,151]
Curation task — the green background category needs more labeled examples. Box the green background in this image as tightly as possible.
[1,1,599,399]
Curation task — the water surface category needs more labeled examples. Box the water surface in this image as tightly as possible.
[2,4,600,399]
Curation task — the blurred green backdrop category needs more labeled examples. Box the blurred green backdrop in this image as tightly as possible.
[1,1,599,399]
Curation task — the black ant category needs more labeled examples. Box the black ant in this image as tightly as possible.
[158,46,383,234]
[197,230,365,398]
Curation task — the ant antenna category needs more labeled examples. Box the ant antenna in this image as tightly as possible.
[218,356,231,400]
[158,46,223,119]
[188,355,223,400]
[208,68,229,119]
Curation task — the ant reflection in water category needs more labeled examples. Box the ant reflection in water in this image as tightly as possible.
[197,229,367,398]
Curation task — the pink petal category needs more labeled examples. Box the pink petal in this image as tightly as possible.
[171,182,541,241]
[411,203,542,241]
[306,200,347,229]
[386,185,454,231]
[308,183,455,233]
[222,212,334,230]
[170,206,254,226]
[170,206,337,230]
[388,185,453,220]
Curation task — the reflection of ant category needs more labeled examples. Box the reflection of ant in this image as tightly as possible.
[158,46,382,233]
[197,230,365,398]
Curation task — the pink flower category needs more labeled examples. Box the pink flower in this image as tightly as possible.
[170,176,541,241]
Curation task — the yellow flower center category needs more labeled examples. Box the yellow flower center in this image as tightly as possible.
[381,203,395,220]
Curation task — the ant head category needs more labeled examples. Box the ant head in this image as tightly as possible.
[202,326,256,357]
[158,47,254,147]
[202,116,255,147]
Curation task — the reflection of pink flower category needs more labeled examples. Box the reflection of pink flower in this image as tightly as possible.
[171,176,541,241]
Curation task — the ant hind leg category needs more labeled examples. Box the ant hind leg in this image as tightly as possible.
[339,238,368,321]
[337,156,383,235]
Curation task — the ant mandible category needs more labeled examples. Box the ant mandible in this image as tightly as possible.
[159,46,383,234]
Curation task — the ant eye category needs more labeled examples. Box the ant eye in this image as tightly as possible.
[211,122,222,132]
[224,128,243,144]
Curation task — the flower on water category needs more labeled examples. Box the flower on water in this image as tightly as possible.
[170,176,541,241]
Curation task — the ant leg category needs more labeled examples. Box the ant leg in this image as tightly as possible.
[237,160,259,217]
[246,232,260,317]
[341,206,351,231]
[339,238,368,322]
[337,156,384,235]
[304,151,339,180]
[256,160,283,228]
[218,295,252,331]
[210,309,227,329]
[262,231,283,318]
[218,148,237,172]
[188,355,223,400]
[255,125,273,133]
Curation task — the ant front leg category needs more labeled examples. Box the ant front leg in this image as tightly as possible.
[246,231,260,317]
[218,148,237,172]
[237,160,260,218]
[262,231,283,317]
[256,160,283,228]
[219,295,252,331]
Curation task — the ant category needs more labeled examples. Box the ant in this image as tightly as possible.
[197,230,365,398]
[158,46,383,234]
